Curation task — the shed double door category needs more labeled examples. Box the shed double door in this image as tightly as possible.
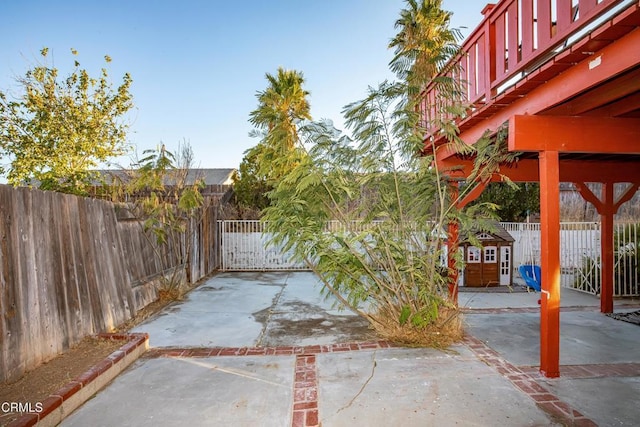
[466,245,499,287]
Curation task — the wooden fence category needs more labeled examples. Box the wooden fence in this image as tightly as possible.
[0,185,226,383]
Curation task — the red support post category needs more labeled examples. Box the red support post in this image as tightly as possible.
[539,150,561,378]
[448,220,460,305]
[448,181,460,305]
[575,182,640,313]
[600,183,615,313]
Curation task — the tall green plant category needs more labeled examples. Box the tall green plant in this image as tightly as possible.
[263,86,496,345]
[261,0,503,345]
[248,67,311,186]
[232,144,273,215]
[389,0,461,100]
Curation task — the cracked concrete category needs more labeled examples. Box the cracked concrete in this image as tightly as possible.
[257,299,375,347]
[131,271,373,348]
[64,271,640,427]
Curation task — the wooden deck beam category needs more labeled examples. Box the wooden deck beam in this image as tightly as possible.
[508,115,640,154]
[436,156,640,183]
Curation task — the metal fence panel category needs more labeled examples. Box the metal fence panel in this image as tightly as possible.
[219,220,639,296]
[501,221,638,297]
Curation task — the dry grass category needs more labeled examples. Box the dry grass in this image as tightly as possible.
[372,306,464,348]
[157,287,185,302]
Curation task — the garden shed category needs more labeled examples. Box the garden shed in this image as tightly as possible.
[462,223,514,287]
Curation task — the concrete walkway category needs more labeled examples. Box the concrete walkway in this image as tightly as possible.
[60,272,640,427]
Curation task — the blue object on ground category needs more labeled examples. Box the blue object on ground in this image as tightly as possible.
[519,265,541,292]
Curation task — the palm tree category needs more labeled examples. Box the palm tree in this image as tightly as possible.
[248,67,311,184]
[389,0,460,99]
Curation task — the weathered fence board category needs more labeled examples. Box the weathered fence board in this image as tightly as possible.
[0,185,224,383]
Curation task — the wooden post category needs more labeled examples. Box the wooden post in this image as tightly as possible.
[539,150,561,378]
[448,181,460,305]
[600,183,615,313]
[574,181,640,313]
[447,220,460,304]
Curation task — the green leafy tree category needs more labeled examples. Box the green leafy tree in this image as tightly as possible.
[0,48,133,194]
[231,68,312,217]
[473,182,540,222]
[232,144,271,215]
[263,81,499,346]
[389,0,462,99]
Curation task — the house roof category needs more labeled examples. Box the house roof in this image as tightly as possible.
[95,168,236,186]
[178,168,235,186]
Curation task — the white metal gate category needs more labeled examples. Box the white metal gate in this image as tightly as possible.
[218,220,307,271]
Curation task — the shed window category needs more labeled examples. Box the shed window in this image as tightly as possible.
[484,246,497,263]
[467,246,481,263]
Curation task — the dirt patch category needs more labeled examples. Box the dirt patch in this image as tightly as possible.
[0,337,122,426]
[0,297,173,426]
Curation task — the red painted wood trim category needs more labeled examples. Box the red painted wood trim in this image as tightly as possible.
[580,0,598,17]
[557,0,574,33]
[600,183,615,314]
[521,0,535,57]
[448,182,460,303]
[538,151,561,378]
[495,13,507,79]
[507,1,519,68]
[537,0,553,46]
[468,42,478,102]
[508,115,640,154]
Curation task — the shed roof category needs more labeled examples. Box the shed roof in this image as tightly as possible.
[463,221,515,243]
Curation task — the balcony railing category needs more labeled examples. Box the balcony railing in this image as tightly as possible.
[421,0,633,142]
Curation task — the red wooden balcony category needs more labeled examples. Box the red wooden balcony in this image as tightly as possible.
[421,0,640,148]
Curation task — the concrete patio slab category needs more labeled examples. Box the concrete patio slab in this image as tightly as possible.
[317,347,559,427]
[51,272,640,427]
[464,309,640,366]
[130,273,287,347]
[61,355,295,427]
[537,375,640,426]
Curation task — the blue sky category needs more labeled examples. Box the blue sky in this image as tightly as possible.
[0,0,486,171]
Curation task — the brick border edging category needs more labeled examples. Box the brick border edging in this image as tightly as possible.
[520,362,640,379]
[463,336,597,426]
[143,340,394,359]
[10,335,622,426]
[7,333,149,427]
